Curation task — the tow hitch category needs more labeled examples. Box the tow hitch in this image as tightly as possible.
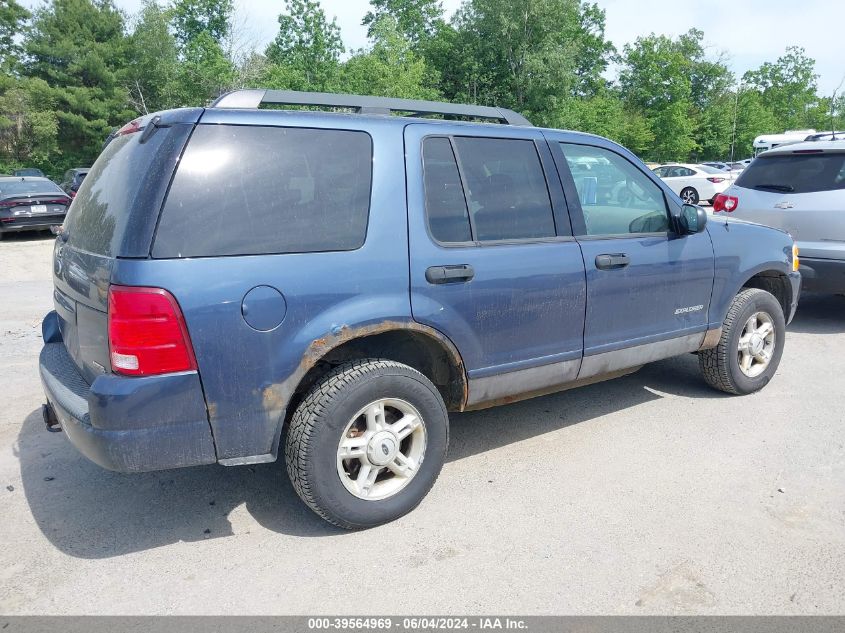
[42,403,62,433]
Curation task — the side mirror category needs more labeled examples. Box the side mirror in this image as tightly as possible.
[679,203,707,234]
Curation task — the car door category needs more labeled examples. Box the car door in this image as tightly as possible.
[405,124,586,407]
[545,134,715,378]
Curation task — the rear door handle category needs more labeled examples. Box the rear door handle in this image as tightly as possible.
[595,253,630,270]
[425,264,475,284]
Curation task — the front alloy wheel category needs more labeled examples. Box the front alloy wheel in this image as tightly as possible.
[737,312,776,378]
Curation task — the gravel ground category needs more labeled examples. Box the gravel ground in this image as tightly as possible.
[1,232,843,615]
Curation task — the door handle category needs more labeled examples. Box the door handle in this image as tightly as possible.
[425,264,475,284]
[595,253,630,270]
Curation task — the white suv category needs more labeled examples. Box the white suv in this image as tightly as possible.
[714,141,845,294]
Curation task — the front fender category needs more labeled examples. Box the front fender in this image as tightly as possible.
[707,218,794,326]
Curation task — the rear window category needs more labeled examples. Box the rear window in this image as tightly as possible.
[64,131,174,256]
[736,153,845,194]
[152,125,373,258]
[0,179,63,196]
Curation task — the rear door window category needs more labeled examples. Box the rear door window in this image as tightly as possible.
[736,153,845,193]
[421,136,557,243]
[422,137,472,243]
[153,125,373,258]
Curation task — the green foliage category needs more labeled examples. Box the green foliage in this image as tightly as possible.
[342,15,439,99]
[362,0,443,45]
[171,0,232,46]
[0,0,839,176]
[126,0,181,113]
[743,47,819,130]
[0,0,29,71]
[23,0,134,172]
[264,0,343,91]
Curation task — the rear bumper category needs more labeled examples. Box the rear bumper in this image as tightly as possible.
[799,257,845,294]
[0,217,64,232]
[39,314,216,472]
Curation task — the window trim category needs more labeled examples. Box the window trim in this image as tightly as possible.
[420,133,567,248]
[553,141,673,239]
[151,123,375,259]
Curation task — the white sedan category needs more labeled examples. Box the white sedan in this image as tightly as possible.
[652,163,732,205]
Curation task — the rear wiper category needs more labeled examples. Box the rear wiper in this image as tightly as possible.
[753,184,794,192]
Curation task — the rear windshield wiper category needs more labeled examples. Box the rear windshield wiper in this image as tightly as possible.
[753,184,794,192]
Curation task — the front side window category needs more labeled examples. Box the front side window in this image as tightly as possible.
[153,125,373,258]
[560,143,669,236]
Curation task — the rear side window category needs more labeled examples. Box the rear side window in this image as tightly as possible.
[736,153,845,194]
[153,125,372,258]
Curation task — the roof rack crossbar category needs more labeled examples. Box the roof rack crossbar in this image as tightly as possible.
[211,89,532,127]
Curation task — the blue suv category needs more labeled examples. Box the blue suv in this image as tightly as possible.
[39,90,801,528]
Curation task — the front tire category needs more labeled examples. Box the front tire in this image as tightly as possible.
[680,187,699,205]
[699,288,786,394]
[285,359,449,529]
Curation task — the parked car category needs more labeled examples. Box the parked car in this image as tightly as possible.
[59,168,90,198]
[0,177,71,240]
[652,163,732,204]
[715,140,845,293]
[39,90,800,529]
[12,168,45,178]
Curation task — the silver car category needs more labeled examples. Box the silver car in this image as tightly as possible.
[714,141,845,293]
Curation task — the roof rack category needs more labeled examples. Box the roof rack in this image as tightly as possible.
[210,89,533,127]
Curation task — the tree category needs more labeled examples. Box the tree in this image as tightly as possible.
[568,2,615,97]
[341,15,439,99]
[24,0,134,170]
[448,0,581,118]
[743,47,819,131]
[0,0,30,71]
[127,1,181,113]
[170,0,236,104]
[362,0,442,46]
[171,0,232,48]
[264,0,343,91]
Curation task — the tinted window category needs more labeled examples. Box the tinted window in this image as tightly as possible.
[560,143,669,236]
[422,137,472,243]
[0,179,63,196]
[154,125,372,258]
[65,130,176,256]
[735,153,845,194]
[452,137,555,241]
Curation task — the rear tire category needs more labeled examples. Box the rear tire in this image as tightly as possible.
[680,187,699,205]
[699,288,785,395]
[285,359,449,529]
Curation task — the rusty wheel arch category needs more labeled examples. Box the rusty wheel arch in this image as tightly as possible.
[275,321,468,428]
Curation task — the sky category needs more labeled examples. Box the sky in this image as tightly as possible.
[21,0,845,96]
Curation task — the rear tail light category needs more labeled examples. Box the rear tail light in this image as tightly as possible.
[69,190,76,198]
[706,177,726,183]
[108,285,197,376]
[713,193,738,212]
